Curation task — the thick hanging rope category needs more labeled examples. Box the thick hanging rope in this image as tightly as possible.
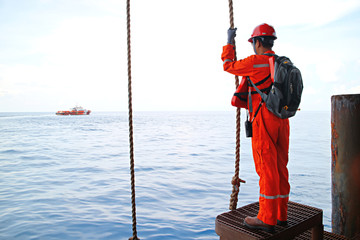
[127,0,140,239]
[228,0,245,211]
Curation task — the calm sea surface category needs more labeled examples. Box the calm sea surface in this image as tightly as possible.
[0,111,331,239]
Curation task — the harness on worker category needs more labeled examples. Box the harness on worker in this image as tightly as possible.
[248,53,304,119]
[244,74,272,138]
[243,50,303,137]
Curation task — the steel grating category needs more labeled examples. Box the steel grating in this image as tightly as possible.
[215,201,347,240]
[294,230,348,240]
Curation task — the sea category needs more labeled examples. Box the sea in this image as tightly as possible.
[0,111,332,240]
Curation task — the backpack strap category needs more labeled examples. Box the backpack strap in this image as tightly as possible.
[263,53,277,57]
[263,53,277,82]
[246,55,274,116]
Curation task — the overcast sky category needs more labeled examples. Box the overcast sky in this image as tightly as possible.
[0,0,359,112]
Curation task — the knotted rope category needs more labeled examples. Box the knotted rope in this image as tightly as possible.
[127,0,139,239]
[228,0,245,211]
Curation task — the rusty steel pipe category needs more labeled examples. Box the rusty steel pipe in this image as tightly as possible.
[331,94,360,238]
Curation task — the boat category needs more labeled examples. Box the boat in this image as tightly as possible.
[56,106,91,115]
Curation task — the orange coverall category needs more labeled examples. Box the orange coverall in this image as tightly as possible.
[222,44,290,226]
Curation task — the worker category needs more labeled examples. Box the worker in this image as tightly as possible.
[221,23,290,233]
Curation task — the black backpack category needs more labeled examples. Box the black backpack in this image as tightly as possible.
[248,54,303,119]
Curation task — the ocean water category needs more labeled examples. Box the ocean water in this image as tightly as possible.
[0,111,332,239]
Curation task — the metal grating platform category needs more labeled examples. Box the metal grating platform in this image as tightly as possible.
[295,230,348,240]
[215,201,334,240]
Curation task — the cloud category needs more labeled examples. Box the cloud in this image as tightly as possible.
[303,86,317,95]
[0,14,129,111]
[34,16,123,64]
[236,0,360,28]
[332,85,347,96]
[349,85,360,94]
[315,57,344,83]
[1,0,360,112]
[0,64,43,95]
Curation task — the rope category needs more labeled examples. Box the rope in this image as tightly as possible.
[126,0,140,239]
[228,0,245,211]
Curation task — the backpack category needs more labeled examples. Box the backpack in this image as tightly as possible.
[248,54,303,119]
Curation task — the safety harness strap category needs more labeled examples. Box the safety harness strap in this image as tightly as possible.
[247,100,263,123]
[233,74,271,98]
[247,74,272,114]
[249,86,272,95]
[248,76,269,102]
[253,74,271,87]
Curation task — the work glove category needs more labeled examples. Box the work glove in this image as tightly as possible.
[227,27,237,45]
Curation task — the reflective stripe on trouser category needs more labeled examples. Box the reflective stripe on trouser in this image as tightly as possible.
[252,105,290,226]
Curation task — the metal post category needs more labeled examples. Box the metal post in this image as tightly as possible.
[331,94,360,238]
[311,223,324,240]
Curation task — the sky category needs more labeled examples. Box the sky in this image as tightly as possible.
[0,0,360,112]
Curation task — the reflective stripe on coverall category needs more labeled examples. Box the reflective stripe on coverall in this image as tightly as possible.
[221,44,290,226]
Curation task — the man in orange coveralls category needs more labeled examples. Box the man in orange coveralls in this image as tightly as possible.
[221,23,290,233]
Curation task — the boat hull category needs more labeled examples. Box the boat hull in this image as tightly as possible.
[56,108,91,115]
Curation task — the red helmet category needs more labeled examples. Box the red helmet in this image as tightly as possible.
[248,23,277,43]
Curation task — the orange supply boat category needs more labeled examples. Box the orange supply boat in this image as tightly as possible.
[56,106,91,115]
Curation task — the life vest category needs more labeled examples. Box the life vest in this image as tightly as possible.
[231,77,248,109]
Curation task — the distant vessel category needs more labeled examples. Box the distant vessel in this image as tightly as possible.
[56,106,91,115]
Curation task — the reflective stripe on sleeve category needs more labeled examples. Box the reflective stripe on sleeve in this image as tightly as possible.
[260,194,289,200]
[253,64,270,68]
[223,59,233,65]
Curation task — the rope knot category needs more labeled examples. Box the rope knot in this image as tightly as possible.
[229,175,246,210]
[231,176,246,187]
